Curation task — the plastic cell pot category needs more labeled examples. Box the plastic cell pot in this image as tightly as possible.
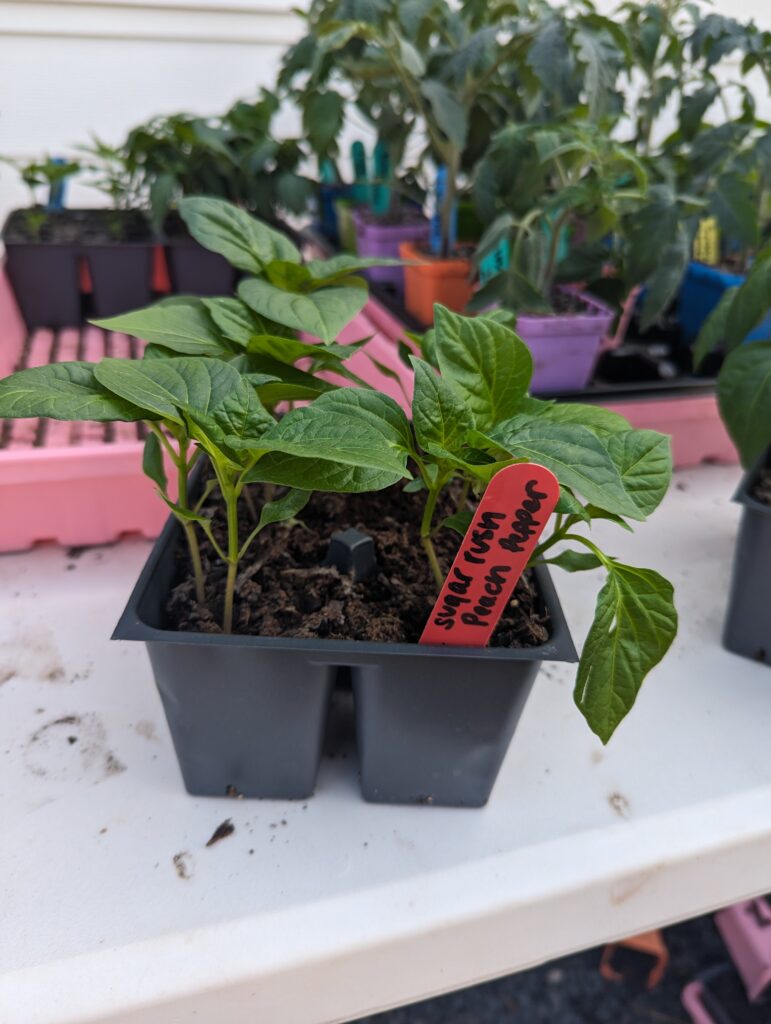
[722,451,771,666]
[114,504,576,805]
[353,211,429,303]
[352,565,576,807]
[715,899,771,1003]
[678,262,771,344]
[516,291,615,394]
[113,510,335,799]
[399,240,474,326]
[85,242,155,318]
[3,210,82,329]
[164,239,236,297]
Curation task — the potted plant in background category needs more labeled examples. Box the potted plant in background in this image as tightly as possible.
[1,155,82,328]
[0,199,678,805]
[616,0,770,342]
[692,247,771,664]
[122,91,313,295]
[77,136,157,318]
[470,121,649,392]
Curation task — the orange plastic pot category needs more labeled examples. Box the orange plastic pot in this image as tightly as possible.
[399,241,473,326]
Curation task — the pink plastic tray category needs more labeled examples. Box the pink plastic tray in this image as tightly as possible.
[0,275,414,552]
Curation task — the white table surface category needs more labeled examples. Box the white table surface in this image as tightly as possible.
[1,463,770,1024]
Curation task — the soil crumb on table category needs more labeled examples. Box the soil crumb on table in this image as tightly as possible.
[206,819,235,847]
[166,484,551,648]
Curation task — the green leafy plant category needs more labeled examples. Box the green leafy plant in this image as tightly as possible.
[471,121,648,314]
[0,197,676,741]
[241,303,678,743]
[119,91,313,230]
[0,156,80,237]
[692,246,771,467]
[280,0,627,257]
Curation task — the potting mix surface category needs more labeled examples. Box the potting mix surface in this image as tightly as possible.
[751,469,771,507]
[166,483,552,647]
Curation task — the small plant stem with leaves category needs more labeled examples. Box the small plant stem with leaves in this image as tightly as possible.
[420,484,445,590]
[222,483,241,635]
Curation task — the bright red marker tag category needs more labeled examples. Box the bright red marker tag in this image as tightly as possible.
[420,463,559,647]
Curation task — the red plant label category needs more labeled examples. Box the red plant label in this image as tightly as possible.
[420,463,559,647]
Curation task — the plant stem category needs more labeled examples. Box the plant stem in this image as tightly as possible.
[222,488,240,634]
[420,487,444,590]
[176,443,206,606]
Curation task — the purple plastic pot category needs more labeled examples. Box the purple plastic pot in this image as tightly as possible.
[716,900,771,1003]
[352,210,429,303]
[517,291,614,394]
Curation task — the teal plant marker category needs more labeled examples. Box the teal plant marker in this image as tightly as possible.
[479,237,510,286]
[47,157,69,210]
[430,165,457,256]
[351,141,370,205]
[371,141,391,216]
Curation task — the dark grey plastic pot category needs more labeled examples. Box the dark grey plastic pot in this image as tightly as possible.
[2,208,83,329]
[164,239,236,297]
[353,566,576,807]
[85,243,155,318]
[723,450,771,666]
[114,508,576,805]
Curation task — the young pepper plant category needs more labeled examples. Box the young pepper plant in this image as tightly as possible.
[262,304,678,743]
[0,356,411,633]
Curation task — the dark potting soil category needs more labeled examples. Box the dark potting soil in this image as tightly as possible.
[166,483,551,648]
[3,207,152,244]
[751,469,771,508]
[413,241,476,262]
[4,208,83,244]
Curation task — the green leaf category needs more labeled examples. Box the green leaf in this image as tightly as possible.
[257,397,410,478]
[0,362,145,422]
[639,223,691,332]
[264,260,313,291]
[247,454,402,494]
[178,197,300,275]
[253,488,311,532]
[433,305,533,431]
[489,420,644,520]
[717,342,771,467]
[238,277,368,343]
[306,254,402,288]
[692,286,739,367]
[92,297,229,356]
[300,387,413,453]
[710,175,760,250]
[192,385,275,455]
[605,430,672,517]
[555,487,590,522]
[725,251,771,344]
[574,562,677,743]
[304,90,346,157]
[202,297,272,347]
[93,357,243,425]
[520,399,630,437]
[680,84,719,140]
[442,507,474,536]
[410,356,472,457]
[546,550,602,572]
[142,432,168,492]
[421,80,467,150]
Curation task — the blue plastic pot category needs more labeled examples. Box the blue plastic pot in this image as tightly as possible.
[678,262,771,343]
